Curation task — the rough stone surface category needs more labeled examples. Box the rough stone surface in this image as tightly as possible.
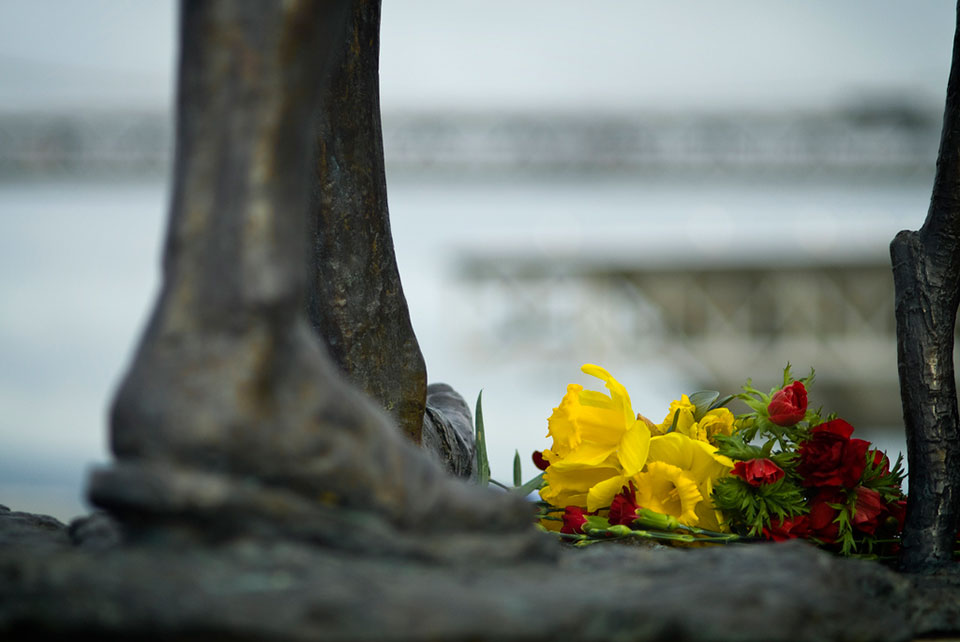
[0,505,69,552]
[2,507,959,642]
[67,512,124,550]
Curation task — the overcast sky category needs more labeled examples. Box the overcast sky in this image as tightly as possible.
[0,1,954,114]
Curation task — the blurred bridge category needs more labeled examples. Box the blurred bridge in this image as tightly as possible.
[0,106,939,430]
[456,248,915,430]
[0,104,941,177]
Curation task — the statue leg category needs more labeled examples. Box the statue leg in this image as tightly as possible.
[307,0,476,476]
[892,0,960,574]
[87,0,539,554]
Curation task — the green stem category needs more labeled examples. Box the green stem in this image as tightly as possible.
[675,523,744,541]
[584,526,740,545]
[556,532,587,541]
[538,506,565,513]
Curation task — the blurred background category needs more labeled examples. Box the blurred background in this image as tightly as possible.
[0,1,954,521]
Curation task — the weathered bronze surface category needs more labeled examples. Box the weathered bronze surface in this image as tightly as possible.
[307,0,428,444]
[892,0,960,573]
[89,0,534,547]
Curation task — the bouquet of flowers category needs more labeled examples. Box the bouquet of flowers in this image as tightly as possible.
[524,364,908,558]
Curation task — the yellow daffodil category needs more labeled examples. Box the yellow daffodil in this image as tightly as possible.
[633,461,702,525]
[657,395,697,436]
[540,458,621,508]
[698,408,736,444]
[540,365,651,511]
[695,477,727,531]
[541,383,584,462]
[539,368,737,531]
[647,432,734,477]
[654,398,738,447]
[641,432,734,528]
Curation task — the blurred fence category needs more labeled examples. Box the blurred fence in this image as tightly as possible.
[0,112,170,177]
[456,251,911,430]
[0,105,941,178]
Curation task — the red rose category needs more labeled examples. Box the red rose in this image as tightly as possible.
[731,458,785,487]
[851,486,887,535]
[807,489,845,543]
[763,515,810,542]
[532,451,550,471]
[797,419,870,488]
[767,381,808,426]
[608,485,641,526]
[560,506,588,534]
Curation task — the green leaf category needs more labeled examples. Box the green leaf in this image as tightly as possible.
[666,409,680,433]
[475,391,490,487]
[689,390,720,421]
[513,450,522,487]
[739,378,772,406]
[736,392,769,416]
[713,433,764,461]
[712,475,807,537]
[761,439,775,457]
[710,394,736,411]
[782,362,794,388]
[512,472,545,497]
[584,515,612,531]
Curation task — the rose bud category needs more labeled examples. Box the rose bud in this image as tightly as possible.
[731,458,785,487]
[852,486,887,535]
[560,506,588,534]
[608,485,641,526]
[767,381,808,426]
[532,451,550,471]
[763,515,810,542]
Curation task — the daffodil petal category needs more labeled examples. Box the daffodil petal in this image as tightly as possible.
[650,432,733,478]
[574,402,626,446]
[540,463,621,508]
[694,477,728,532]
[578,390,616,409]
[581,363,635,428]
[648,433,694,469]
[545,384,584,457]
[674,409,699,439]
[587,475,628,512]
[617,421,651,477]
[557,441,618,467]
